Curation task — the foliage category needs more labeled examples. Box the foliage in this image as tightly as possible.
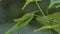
[49,0,60,8]
[5,0,60,34]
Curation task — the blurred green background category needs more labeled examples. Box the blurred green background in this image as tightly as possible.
[0,0,59,34]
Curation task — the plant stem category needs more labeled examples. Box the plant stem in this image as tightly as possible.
[35,0,45,16]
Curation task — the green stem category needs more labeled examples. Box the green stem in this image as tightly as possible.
[22,2,30,10]
[35,0,45,16]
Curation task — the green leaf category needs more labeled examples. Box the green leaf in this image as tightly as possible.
[5,11,37,34]
[36,12,60,34]
[50,3,60,8]
[48,0,60,9]
[49,12,60,34]
[22,0,42,10]
[49,12,60,23]
[34,24,60,32]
